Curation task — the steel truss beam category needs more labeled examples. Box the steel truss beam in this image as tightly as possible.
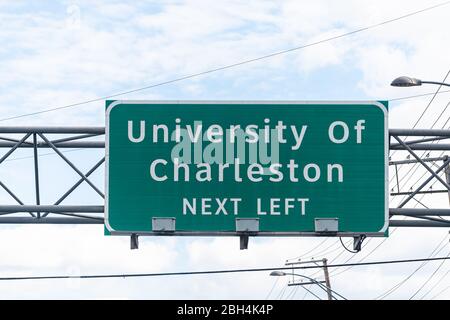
[0,127,448,228]
[0,207,449,227]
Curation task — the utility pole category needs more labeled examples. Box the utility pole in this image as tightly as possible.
[322,258,333,301]
[284,258,334,300]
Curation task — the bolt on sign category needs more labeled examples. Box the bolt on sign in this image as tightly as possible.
[105,101,388,237]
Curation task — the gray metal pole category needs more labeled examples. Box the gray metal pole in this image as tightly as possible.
[389,156,448,166]
[389,129,450,137]
[389,136,450,148]
[389,220,450,227]
[0,126,105,134]
[421,81,450,87]
[389,144,450,151]
[0,141,104,148]
[33,133,41,218]
[0,217,102,224]
[0,205,104,213]
[390,208,450,216]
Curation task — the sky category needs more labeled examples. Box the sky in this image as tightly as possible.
[0,0,449,299]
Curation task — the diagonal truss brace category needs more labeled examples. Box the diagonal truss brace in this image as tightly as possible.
[0,133,35,217]
[392,136,450,210]
[38,133,104,199]
[42,157,105,218]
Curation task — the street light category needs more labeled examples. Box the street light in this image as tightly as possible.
[269,271,347,300]
[269,271,286,276]
[391,76,450,88]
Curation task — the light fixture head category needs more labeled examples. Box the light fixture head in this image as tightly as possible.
[391,76,422,87]
[269,271,286,276]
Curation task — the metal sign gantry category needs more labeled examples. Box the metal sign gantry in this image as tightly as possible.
[0,126,449,229]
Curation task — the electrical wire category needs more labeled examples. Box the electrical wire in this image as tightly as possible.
[0,256,449,282]
[419,269,450,299]
[410,69,450,131]
[327,144,447,279]
[326,166,415,278]
[301,284,313,300]
[285,237,329,262]
[339,237,359,254]
[276,285,288,300]
[1,148,87,163]
[390,91,450,190]
[330,185,443,279]
[288,88,450,295]
[389,89,450,102]
[395,156,448,208]
[264,277,280,300]
[303,240,343,260]
[375,233,449,300]
[285,285,299,300]
[329,239,374,277]
[389,69,450,190]
[289,285,300,300]
[300,285,322,300]
[409,249,450,300]
[430,100,450,129]
[430,285,450,299]
[0,1,449,123]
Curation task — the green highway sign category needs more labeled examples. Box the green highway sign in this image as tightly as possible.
[105,101,388,237]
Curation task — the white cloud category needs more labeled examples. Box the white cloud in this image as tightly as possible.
[0,0,449,300]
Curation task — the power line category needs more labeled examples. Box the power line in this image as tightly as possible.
[301,284,313,300]
[285,238,329,262]
[285,285,299,300]
[325,172,448,287]
[389,89,450,102]
[289,286,300,300]
[276,285,288,300]
[325,175,417,277]
[302,240,343,261]
[285,136,444,280]
[265,277,280,300]
[395,150,448,206]
[307,240,353,278]
[420,270,450,299]
[0,256,449,282]
[409,249,450,299]
[339,237,359,254]
[329,239,374,277]
[430,285,450,299]
[388,67,450,190]
[0,1,449,123]
[330,190,443,279]
[389,70,450,185]
[2,148,87,163]
[389,123,450,203]
[411,69,450,130]
[394,163,444,207]
[375,233,449,300]
[431,100,450,129]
